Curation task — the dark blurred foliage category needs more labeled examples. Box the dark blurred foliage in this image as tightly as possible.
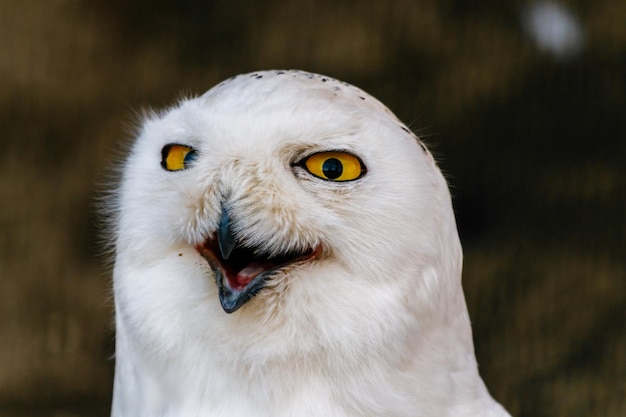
[0,1,624,416]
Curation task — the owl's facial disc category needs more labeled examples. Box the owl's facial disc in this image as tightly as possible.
[195,207,322,313]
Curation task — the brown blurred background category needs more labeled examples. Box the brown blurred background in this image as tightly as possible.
[1,1,624,416]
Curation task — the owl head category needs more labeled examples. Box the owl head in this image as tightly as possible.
[112,70,463,359]
[108,70,511,417]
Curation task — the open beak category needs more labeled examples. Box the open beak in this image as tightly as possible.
[196,206,321,313]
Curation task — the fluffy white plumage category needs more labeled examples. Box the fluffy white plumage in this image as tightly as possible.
[110,70,511,416]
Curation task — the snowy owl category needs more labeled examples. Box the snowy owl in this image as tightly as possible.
[109,70,511,417]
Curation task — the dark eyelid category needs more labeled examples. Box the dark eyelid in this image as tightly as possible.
[160,143,198,171]
[294,150,367,182]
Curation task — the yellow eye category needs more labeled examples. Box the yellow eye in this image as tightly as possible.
[161,144,198,171]
[303,151,365,181]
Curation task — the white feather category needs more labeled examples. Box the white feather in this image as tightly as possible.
[109,70,511,416]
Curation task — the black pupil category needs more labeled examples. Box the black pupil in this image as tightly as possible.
[183,150,197,166]
[322,158,343,179]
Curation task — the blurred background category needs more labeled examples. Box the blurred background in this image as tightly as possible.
[1,0,624,416]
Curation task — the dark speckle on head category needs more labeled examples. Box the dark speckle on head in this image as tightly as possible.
[216,76,236,88]
[202,70,414,145]
[401,126,410,134]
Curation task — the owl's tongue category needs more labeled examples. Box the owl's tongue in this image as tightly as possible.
[232,264,265,289]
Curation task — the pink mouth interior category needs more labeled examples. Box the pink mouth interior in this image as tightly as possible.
[196,239,322,292]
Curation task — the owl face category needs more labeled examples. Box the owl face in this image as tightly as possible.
[110,71,510,417]
[115,71,451,320]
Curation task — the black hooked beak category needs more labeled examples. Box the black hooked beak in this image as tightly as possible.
[217,207,236,261]
[195,204,323,314]
[213,204,269,313]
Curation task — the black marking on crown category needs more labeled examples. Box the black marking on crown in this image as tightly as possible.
[207,70,430,154]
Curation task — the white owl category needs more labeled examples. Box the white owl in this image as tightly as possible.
[109,70,511,417]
